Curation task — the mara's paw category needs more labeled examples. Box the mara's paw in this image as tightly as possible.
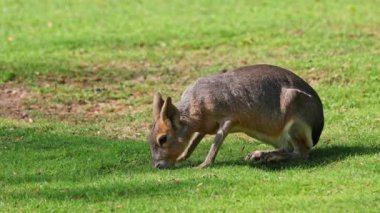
[245,150,285,163]
[196,161,212,169]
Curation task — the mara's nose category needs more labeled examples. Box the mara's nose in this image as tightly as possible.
[154,162,169,169]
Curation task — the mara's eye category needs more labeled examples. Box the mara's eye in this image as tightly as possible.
[158,135,167,146]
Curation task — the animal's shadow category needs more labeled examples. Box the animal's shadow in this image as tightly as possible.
[177,145,380,171]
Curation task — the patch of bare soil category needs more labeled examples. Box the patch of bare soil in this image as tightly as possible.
[0,81,153,140]
[303,68,350,86]
[0,84,32,121]
[0,49,268,139]
[302,69,330,86]
[43,99,142,123]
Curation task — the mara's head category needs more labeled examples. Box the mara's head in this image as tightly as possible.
[148,93,188,169]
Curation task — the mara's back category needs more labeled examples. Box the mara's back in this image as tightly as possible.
[178,64,324,145]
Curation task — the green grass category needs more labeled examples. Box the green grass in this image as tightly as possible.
[1,0,380,212]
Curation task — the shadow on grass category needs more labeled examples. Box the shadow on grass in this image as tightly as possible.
[0,126,152,185]
[2,176,223,202]
[250,145,380,171]
[176,144,380,171]
[2,124,379,203]
[3,144,379,202]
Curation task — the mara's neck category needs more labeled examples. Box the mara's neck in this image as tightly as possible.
[177,104,196,143]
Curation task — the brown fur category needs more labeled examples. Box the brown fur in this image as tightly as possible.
[148,64,324,169]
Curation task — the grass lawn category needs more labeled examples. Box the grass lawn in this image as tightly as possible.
[1,0,380,212]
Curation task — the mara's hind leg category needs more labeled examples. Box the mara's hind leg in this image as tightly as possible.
[245,120,313,163]
[287,120,313,160]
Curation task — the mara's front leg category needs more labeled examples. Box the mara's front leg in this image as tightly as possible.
[197,120,232,169]
[177,132,205,162]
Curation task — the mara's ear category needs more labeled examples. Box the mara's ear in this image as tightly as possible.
[160,97,180,129]
[153,92,164,120]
